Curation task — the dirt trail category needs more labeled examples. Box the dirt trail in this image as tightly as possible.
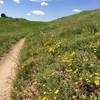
[0,38,25,100]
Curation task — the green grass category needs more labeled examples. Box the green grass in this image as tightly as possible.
[0,17,46,59]
[0,9,100,100]
[0,32,28,60]
[12,33,100,100]
[42,9,100,37]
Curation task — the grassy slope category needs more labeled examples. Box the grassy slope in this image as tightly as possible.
[0,17,46,59]
[42,9,100,37]
[11,9,100,100]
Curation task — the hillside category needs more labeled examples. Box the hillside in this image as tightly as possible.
[42,9,100,37]
[0,17,46,59]
[0,9,100,36]
[0,9,100,99]
[0,17,46,34]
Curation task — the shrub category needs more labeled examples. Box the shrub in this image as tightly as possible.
[83,23,98,34]
[1,13,7,18]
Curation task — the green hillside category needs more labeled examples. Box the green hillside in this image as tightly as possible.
[42,9,100,37]
[0,17,46,59]
[0,9,100,99]
[0,17,46,33]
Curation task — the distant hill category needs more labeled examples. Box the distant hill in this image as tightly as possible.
[0,17,46,34]
[39,9,100,37]
[0,9,100,36]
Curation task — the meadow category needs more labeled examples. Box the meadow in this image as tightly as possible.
[0,17,46,59]
[12,33,100,100]
[0,9,100,100]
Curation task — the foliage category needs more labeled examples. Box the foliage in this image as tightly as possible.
[12,33,100,100]
[1,13,7,18]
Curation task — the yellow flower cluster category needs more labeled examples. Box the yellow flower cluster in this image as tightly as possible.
[54,96,57,100]
[48,47,55,53]
[94,73,100,86]
[83,52,89,62]
[42,96,47,100]
[48,41,62,53]
[89,40,100,51]
[61,51,75,64]
[42,89,59,100]
[54,89,59,94]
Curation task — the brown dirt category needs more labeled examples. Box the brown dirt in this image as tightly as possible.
[0,38,25,100]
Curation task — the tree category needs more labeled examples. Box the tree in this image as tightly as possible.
[1,13,7,18]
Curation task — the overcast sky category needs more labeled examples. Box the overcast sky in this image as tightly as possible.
[0,0,100,21]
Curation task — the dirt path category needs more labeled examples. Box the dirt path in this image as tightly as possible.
[0,38,25,100]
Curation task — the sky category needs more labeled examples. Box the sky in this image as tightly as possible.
[0,0,100,21]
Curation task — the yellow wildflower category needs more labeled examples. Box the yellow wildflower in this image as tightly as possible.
[75,89,78,92]
[72,95,77,99]
[89,75,93,78]
[86,79,90,83]
[95,80,100,86]
[48,48,54,53]
[54,96,57,100]
[54,89,59,94]
[90,64,94,67]
[73,69,78,74]
[43,92,47,94]
[94,48,97,52]
[94,75,100,86]
[71,51,75,56]
[95,76,100,80]
[67,69,73,72]
[80,77,83,80]
[42,96,47,100]
[83,58,88,62]
[75,82,78,85]
[95,73,100,75]
[43,84,46,87]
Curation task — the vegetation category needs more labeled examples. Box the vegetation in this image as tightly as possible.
[0,17,46,59]
[0,9,100,99]
[12,33,100,100]
[0,33,25,60]
[1,13,7,18]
